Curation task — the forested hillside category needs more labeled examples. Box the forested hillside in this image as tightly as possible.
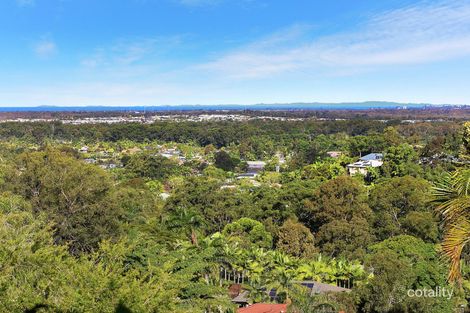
[0,119,468,313]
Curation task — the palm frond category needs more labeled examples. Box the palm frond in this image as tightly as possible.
[453,169,470,197]
[436,197,470,224]
[441,219,470,282]
[432,169,470,282]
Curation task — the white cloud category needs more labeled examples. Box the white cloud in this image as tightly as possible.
[81,36,182,68]
[112,39,160,65]
[201,0,470,78]
[16,0,35,7]
[80,50,104,68]
[34,38,57,58]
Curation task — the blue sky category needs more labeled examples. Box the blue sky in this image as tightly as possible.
[1,0,470,106]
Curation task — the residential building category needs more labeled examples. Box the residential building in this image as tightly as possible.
[327,151,343,158]
[246,161,266,173]
[230,281,350,308]
[347,153,383,175]
[236,173,258,179]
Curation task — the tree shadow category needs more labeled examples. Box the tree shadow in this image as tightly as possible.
[24,304,49,313]
[115,302,133,313]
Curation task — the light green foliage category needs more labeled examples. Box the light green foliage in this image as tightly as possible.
[301,159,346,181]
[145,179,164,193]
[258,171,282,184]
[0,203,234,313]
[383,126,403,147]
[111,179,160,224]
[203,165,230,179]
[382,143,422,177]
[223,218,273,249]
[208,233,367,304]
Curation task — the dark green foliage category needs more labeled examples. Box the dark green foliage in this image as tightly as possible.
[0,118,466,312]
[357,235,454,313]
[402,211,439,243]
[369,176,435,241]
[302,176,374,259]
[124,153,180,180]
[6,148,122,254]
[214,150,238,171]
[276,218,316,258]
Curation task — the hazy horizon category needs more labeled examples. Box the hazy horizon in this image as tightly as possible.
[0,101,467,112]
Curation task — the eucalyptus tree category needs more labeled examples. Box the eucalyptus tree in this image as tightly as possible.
[6,148,122,254]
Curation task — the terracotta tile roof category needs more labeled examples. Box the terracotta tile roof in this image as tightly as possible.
[237,303,288,313]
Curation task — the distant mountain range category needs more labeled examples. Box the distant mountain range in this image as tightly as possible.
[0,101,466,112]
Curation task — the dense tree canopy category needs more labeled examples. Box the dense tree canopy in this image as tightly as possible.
[358,236,454,313]
[302,176,374,259]
[0,117,467,312]
[6,149,122,254]
[369,176,434,241]
[276,218,316,258]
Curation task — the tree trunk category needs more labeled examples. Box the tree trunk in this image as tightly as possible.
[191,228,198,246]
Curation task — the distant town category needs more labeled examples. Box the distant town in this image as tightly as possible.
[0,105,468,124]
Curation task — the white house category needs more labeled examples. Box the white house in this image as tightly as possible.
[159,148,182,159]
[347,153,383,175]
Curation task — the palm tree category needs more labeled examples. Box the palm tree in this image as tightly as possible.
[167,207,204,246]
[244,248,269,283]
[269,266,297,304]
[289,292,338,313]
[295,255,335,283]
[432,169,470,282]
[269,252,298,303]
[246,278,271,303]
[333,258,349,287]
[344,260,366,288]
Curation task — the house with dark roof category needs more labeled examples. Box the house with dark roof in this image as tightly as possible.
[294,281,351,295]
[230,281,351,308]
